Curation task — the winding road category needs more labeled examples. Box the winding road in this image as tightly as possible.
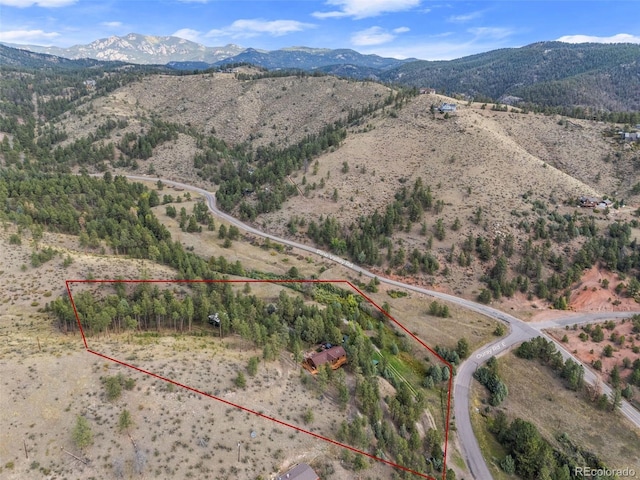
[127,174,640,479]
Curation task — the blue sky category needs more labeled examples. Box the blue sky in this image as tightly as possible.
[1,0,639,60]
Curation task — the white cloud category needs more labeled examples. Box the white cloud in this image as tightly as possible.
[468,27,513,40]
[557,33,640,44]
[351,26,410,46]
[351,26,395,46]
[101,21,123,28]
[361,36,517,61]
[206,19,315,39]
[0,29,60,43]
[172,28,203,42]
[0,0,76,6]
[447,11,482,23]
[313,0,421,20]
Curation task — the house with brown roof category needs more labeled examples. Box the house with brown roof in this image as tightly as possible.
[277,463,319,480]
[302,345,347,374]
[579,196,599,208]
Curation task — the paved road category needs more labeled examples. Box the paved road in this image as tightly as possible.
[125,174,640,479]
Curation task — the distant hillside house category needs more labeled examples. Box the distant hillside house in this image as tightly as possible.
[277,463,319,480]
[420,88,436,94]
[579,196,612,209]
[439,102,456,113]
[579,196,599,208]
[303,345,347,374]
[621,131,640,142]
[83,79,96,89]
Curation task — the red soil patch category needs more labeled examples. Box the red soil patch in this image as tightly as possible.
[529,266,639,323]
[547,320,640,379]
[569,265,638,312]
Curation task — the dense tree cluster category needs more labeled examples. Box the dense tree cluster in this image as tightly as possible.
[212,122,347,215]
[475,199,640,304]
[490,414,614,480]
[515,337,585,392]
[117,119,186,160]
[473,356,508,405]
[306,178,440,266]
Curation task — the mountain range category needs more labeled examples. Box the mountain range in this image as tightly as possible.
[3,32,412,72]
[3,33,640,111]
[3,33,246,65]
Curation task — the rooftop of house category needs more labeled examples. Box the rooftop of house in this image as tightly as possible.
[309,345,346,366]
[277,463,319,480]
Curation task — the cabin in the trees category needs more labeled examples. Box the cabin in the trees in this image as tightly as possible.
[303,345,347,374]
[277,463,319,480]
[420,88,436,94]
[207,313,220,327]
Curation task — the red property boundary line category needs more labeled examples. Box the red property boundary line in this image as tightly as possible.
[65,279,453,480]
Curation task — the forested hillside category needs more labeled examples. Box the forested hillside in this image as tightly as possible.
[382,41,640,112]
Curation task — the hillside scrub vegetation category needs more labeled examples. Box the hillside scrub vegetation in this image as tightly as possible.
[52,280,452,477]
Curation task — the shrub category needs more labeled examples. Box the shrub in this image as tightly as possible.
[234,371,246,389]
[72,416,93,449]
[247,357,259,377]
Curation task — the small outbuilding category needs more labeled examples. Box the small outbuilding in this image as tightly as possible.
[277,463,319,480]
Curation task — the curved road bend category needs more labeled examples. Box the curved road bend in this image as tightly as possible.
[126,175,640,479]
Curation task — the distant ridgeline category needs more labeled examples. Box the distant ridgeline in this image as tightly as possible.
[379,41,640,114]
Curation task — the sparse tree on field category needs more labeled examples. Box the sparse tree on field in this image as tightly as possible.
[456,338,470,359]
[104,375,122,401]
[234,371,247,389]
[610,364,621,387]
[118,409,133,433]
[622,384,633,401]
[302,409,314,424]
[611,388,622,411]
[247,356,259,377]
[72,415,93,450]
